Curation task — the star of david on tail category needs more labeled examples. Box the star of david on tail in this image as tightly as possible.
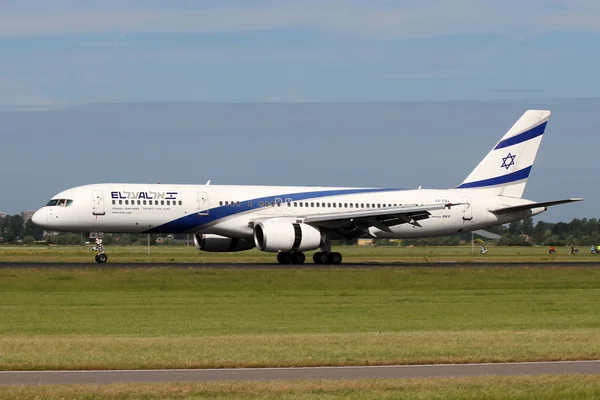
[501,153,516,170]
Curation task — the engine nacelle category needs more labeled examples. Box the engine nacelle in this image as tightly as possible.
[253,220,323,253]
[194,234,255,252]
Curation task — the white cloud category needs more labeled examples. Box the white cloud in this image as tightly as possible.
[0,1,599,39]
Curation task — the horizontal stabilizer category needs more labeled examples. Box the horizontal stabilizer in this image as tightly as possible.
[489,198,583,214]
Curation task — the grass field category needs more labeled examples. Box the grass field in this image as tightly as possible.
[0,266,599,370]
[2,376,600,399]
[0,244,598,263]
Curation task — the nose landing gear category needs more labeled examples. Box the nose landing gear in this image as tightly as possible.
[93,238,108,263]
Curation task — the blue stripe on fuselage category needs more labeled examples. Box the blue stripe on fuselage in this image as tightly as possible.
[456,166,532,189]
[493,122,546,150]
[144,187,401,234]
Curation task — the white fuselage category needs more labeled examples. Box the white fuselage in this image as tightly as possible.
[32,183,543,239]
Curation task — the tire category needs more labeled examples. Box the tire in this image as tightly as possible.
[277,252,292,264]
[328,252,342,265]
[95,254,101,263]
[317,252,330,264]
[97,254,108,264]
[292,252,305,264]
[313,252,322,264]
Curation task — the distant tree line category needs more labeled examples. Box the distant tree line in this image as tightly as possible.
[1,213,599,247]
[0,215,44,245]
[0,215,194,246]
[401,217,600,247]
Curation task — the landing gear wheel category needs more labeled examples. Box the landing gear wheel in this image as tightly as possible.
[96,253,108,264]
[277,252,292,264]
[313,252,330,264]
[328,252,342,265]
[292,252,305,264]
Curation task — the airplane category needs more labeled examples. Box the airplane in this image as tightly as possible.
[32,110,582,264]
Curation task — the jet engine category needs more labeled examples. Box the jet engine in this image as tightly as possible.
[193,234,255,252]
[253,220,322,252]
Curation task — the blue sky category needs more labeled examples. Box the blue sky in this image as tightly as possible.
[0,1,597,221]
[1,1,600,105]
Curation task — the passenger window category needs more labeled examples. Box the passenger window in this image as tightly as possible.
[125,200,129,205]
[112,200,116,205]
[248,201,252,207]
[311,202,314,207]
[219,201,223,206]
[299,202,303,207]
[237,201,240,207]
[344,203,348,208]
[366,204,370,208]
[333,203,336,208]
[287,202,291,207]
[377,204,381,208]
[167,201,170,205]
[338,203,342,207]
[316,203,320,207]
[350,203,353,208]
[143,200,147,205]
[294,202,297,207]
[327,203,331,207]
[259,201,264,207]
[304,202,308,207]
[119,200,122,205]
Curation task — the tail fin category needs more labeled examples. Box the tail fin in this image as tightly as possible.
[457,110,551,198]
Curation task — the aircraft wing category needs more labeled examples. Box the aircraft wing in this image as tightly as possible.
[303,202,459,237]
[488,198,584,214]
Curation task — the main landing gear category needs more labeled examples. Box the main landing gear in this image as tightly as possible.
[277,252,306,264]
[93,239,108,264]
[276,251,343,265]
[313,251,342,265]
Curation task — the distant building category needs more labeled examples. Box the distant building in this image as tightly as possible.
[0,210,6,218]
[21,210,36,223]
[357,239,374,246]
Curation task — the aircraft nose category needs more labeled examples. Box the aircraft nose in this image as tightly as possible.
[31,208,47,227]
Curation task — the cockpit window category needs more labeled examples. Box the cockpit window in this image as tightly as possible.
[46,199,73,207]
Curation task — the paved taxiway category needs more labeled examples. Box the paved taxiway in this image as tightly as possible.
[1,361,599,385]
[1,262,600,269]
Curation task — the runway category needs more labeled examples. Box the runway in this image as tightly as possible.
[1,361,599,385]
[1,261,600,269]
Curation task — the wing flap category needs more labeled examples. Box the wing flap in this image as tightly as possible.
[489,198,583,214]
[303,203,454,224]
